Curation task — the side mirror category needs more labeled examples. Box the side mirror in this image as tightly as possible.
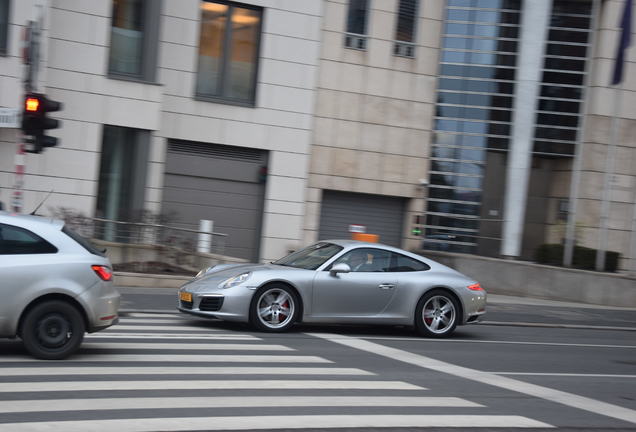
[330,263,351,276]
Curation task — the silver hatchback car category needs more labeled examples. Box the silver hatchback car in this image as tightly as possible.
[0,211,120,359]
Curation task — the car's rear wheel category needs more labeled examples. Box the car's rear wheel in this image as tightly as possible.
[250,284,299,332]
[415,290,459,338]
[21,300,85,360]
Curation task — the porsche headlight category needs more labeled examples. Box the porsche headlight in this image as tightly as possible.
[219,272,251,289]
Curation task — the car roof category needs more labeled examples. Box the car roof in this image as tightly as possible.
[0,211,64,231]
[321,239,405,252]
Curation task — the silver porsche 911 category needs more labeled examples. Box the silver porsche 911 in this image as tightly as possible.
[177,240,486,337]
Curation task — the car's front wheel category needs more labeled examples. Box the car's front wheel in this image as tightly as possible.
[20,300,85,360]
[250,284,299,332]
[415,290,459,338]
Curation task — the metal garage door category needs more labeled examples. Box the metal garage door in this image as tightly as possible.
[318,191,406,247]
[162,140,267,261]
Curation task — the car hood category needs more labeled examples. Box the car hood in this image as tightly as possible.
[181,262,296,293]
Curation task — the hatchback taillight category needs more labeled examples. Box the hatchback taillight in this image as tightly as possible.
[92,265,113,281]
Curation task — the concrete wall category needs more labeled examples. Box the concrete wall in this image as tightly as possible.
[304,0,442,250]
[574,0,636,270]
[421,250,636,308]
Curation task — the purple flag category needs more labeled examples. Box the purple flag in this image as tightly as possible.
[611,0,633,85]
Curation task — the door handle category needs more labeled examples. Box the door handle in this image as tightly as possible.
[378,283,395,290]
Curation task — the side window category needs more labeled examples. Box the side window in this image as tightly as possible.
[388,252,430,272]
[0,224,58,255]
[331,248,392,272]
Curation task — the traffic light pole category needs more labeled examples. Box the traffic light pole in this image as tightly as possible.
[11,143,26,213]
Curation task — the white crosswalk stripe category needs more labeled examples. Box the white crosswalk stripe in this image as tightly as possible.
[0,312,553,430]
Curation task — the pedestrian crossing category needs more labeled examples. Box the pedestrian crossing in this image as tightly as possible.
[0,313,553,430]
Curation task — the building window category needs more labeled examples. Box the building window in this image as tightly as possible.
[195,1,263,105]
[394,0,418,57]
[96,126,149,241]
[344,0,369,50]
[108,0,160,82]
[0,0,9,56]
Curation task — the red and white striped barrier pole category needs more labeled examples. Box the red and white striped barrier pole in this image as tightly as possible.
[12,142,25,213]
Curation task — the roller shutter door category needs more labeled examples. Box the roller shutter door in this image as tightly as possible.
[318,191,406,247]
[162,140,267,261]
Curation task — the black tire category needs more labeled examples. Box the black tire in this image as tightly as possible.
[415,289,459,338]
[249,284,300,332]
[21,300,85,360]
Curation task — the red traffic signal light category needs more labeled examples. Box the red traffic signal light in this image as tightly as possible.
[25,97,40,112]
[21,93,63,153]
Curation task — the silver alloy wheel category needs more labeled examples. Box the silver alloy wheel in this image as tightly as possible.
[422,295,456,334]
[256,288,295,329]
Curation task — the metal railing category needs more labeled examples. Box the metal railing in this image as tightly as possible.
[61,215,228,256]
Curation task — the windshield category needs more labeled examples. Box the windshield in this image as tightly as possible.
[273,242,343,270]
[62,225,106,257]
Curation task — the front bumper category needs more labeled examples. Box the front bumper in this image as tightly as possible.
[177,285,253,322]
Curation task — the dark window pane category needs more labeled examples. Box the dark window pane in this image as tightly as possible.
[389,253,430,272]
[439,79,513,94]
[347,0,368,34]
[541,71,584,85]
[540,84,583,99]
[487,122,510,135]
[429,201,481,216]
[0,0,8,54]
[533,141,576,155]
[486,136,509,149]
[539,98,580,113]
[431,160,484,175]
[548,29,590,44]
[546,43,588,58]
[438,92,512,107]
[109,0,145,76]
[196,2,229,96]
[440,64,515,80]
[550,14,591,29]
[552,0,593,15]
[395,0,418,42]
[536,113,580,127]
[226,7,260,100]
[535,127,578,141]
[544,57,585,72]
[0,224,58,255]
[429,187,482,202]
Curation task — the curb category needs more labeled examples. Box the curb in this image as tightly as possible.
[479,320,636,332]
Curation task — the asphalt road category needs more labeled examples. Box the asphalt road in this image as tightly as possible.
[0,287,634,431]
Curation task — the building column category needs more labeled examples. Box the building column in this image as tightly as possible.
[500,0,551,258]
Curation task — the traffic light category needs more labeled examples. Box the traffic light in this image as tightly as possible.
[21,92,63,153]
